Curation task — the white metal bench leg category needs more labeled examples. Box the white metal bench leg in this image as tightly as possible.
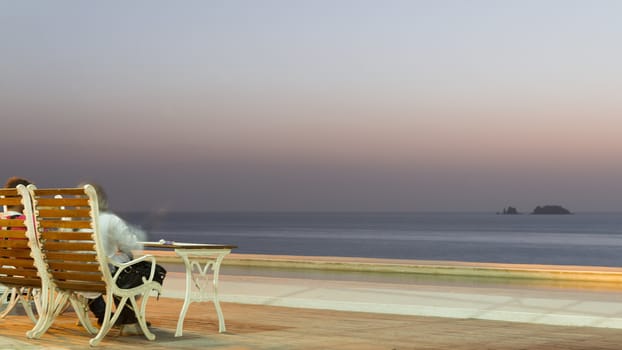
[20,288,38,323]
[0,287,19,319]
[28,291,69,339]
[70,295,98,335]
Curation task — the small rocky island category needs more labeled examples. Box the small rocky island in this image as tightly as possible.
[531,205,572,215]
[499,206,520,215]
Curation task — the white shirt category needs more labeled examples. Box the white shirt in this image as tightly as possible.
[97,212,146,264]
[79,212,147,299]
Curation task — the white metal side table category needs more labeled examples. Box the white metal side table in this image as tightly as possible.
[141,242,237,337]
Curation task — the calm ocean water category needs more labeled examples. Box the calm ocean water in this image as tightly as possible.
[121,212,622,267]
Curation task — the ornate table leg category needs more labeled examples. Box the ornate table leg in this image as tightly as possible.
[174,249,229,337]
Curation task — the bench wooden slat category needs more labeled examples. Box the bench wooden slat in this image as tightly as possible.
[44,252,98,262]
[37,209,92,218]
[0,249,32,258]
[0,258,38,268]
[34,198,90,207]
[0,267,39,277]
[0,276,41,288]
[0,230,28,239]
[40,231,94,240]
[42,242,96,251]
[0,240,30,249]
[39,220,92,229]
[51,271,104,282]
[0,197,22,206]
[33,188,89,196]
[0,218,27,227]
[54,280,106,293]
[47,261,101,272]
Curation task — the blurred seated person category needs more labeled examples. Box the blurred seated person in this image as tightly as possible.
[81,183,149,327]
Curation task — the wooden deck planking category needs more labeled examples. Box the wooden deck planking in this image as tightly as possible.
[2,298,622,349]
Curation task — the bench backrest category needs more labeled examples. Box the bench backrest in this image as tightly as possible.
[27,186,107,294]
[0,187,40,288]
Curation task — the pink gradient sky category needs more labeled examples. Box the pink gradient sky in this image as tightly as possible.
[2,1,622,212]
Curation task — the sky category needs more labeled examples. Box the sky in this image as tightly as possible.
[2,0,622,212]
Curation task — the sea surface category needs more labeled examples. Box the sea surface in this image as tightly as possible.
[121,212,622,267]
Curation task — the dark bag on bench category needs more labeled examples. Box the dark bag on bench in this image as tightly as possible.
[116,261,167,289]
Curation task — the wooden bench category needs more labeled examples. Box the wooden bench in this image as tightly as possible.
[24,185,162,346]
[0,186,42,324]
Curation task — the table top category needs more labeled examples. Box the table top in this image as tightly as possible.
[140,241,237,250]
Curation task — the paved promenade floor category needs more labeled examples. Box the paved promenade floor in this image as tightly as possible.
[4,254,622,349]
[4,298,622,350]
